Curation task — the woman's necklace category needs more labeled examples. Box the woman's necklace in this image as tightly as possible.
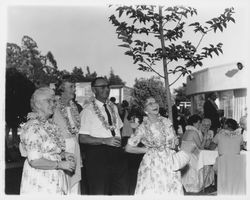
[58,99,80,135]
[25,112,66,151]
[142,115,172,146]
[222,129,241,137]
[91,99,117,131]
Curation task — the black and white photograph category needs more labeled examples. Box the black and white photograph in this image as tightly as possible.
[1,0,249,198]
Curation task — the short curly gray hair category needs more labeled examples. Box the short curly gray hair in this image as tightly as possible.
[30,87,55,112]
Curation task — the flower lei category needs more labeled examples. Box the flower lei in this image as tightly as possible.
[58,99,80,135]
[221,128,241,137]
[91,98,117,131]
[25,112,66,151]
[142,115,174,149]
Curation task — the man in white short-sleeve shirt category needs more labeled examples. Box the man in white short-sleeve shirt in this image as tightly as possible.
[79,77,128,195]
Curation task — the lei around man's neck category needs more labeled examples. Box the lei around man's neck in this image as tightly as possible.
[91,97,117,131]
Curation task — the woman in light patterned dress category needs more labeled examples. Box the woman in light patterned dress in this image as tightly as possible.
[181,114,214,193]
[19,87,76,194]
[125,97,193,195]
[53,75,82,194]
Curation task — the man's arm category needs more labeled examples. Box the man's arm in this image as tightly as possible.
[79,134,121,147]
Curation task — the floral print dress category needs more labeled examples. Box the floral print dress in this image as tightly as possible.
[19,114,67,194]
[127,116,184,195]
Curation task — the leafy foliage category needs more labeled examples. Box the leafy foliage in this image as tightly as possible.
[7,36,59,87]
[70,66,98,82]
[109,5,235,78]
[132,76,168,109]
[173,83,190,102]
[109,5,235,120]
[5,68,36,127]
[108,68,126,85]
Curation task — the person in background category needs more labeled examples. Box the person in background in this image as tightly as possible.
[19,87,76,194]
[79,77,128,195]
[211,118,245,195]
[119,100,129,122]
[53,75,82,194]
[120,100,133,147]
[123,105,144,195]
[172,99,181,134]
[203,92,220,134]
[110,97,117,105]
[125,96,193,195]
[159,107,168,118]
[181,114,214,193]
[211,118,243,158]
[200,118,214,149]
[239,115,247,150]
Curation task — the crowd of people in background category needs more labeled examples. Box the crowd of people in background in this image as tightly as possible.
[5,76,247,195]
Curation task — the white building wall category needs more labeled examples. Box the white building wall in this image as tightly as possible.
[186,63,248,95]
[186,62,248,122]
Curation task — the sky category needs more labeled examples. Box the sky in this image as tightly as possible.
[2,0,249,90]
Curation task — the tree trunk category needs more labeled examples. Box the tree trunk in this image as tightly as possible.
[158,6,173,122]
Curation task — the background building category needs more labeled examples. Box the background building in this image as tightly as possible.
[75,83,133,106]
[186,62,248,122]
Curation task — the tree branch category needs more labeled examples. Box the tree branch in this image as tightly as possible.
[169,72,184,87]
[142,60,165,78]
[193,28,212,54]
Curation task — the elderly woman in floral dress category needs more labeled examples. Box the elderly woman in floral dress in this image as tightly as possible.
[19,87,76,194]
[125,96,194,195]
[53,75,82,194]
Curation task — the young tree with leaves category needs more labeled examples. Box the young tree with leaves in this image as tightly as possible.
[109,5,235,121]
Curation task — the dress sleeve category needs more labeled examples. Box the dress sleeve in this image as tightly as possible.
[20,125,43,161]
[212,132,219,144]
[127,124,145,146]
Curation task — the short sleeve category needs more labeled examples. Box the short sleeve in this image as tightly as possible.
[79,107,93,135]
[127,124,145,146]
[114,105,123,130]
[20,125,43,161]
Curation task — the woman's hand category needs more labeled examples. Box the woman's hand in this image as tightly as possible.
[58,160,76,173]
[174,136,180,146]
[169,137,179,149]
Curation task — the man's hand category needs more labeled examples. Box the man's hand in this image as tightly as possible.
[103,137,121,147]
